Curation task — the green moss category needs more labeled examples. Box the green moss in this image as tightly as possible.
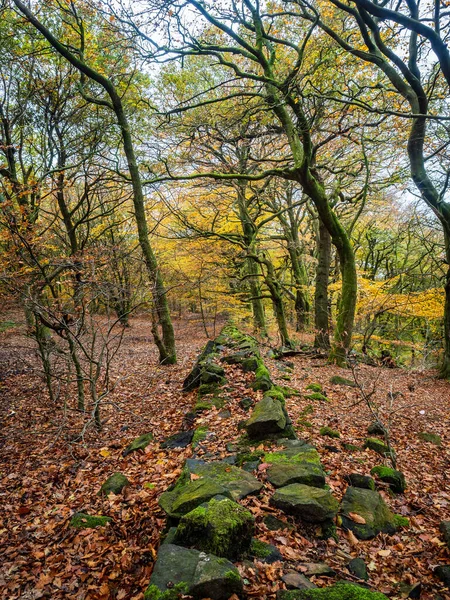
[236,450,264,467]
[393,514,409,528]
[277,583,388,600]
[265,386,285,402]
[304,392,329,402]
[250,538,272,558]
[364,438,393,457]
[174,498,254,559]
[255,361,270,380]
[343,443,361,452]
[0,320,15,333]
[144,482,156,489]
[265,448,321,465]
[418,431,442,446]
[123,433,154,456]
[194,400,212,412]
[297,420,313,428]
[144,582,189,600]
[70,513,111,528]
[329,375,356,387]
[192,427,208,448]
[300,404,314,416]
[225,569,242,585]
[280,386,301,397]
[306,383,322,393]
[319,426,340,439]
[198,383,219,396]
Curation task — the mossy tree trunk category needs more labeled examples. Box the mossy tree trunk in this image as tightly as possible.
[314,217,331,349]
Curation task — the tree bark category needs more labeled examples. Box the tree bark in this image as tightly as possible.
[314,218,331,349]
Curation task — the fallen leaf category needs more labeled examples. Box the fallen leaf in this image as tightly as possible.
[348,512,366,524]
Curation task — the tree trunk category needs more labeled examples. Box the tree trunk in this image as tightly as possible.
[314,218,331,349]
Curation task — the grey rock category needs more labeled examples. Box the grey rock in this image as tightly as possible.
[340,487,397,540]
[122,432,153,456]
[160,430,194,449]
[267,462,325,488]
[282,572,317,590]
[271,483,339,523]
[99,472,129,496]
[348,557,368,581]
[246,396,286,438]
[346,474,375,490]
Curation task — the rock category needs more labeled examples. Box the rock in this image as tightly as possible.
[145,543,242,600]
[251,361,273,391]
[435,565,450,587]
[200,363,226,385]
[345,474,375,491]
[174,497,254,559]
[159,478,233,519]
[340,487,397,540]
[265,445,321,465]
[277,438,309,450]
[99,472,129,496]
[239,397,253,411]
[218,409,231,419]
[266,462,325,488]
[70,513,111,528]
[329,375,356,387]
[306,383,322,393]
[398,582,422,599]
[192,427,208,448]
[242,460,260,472]
[297,563,335,577]
[263,515,292,531]
[282,572,317,590]
[249,538,282,563]
[439,520,450,549]
[246,396,286,438]
[370,466,406,494]
[418,432,442,446]
[276,583,388,599]
[348,557,368,581]
[367,422,385,436]
[185,460,263,500]
[363,438,394,459]
[183,340,217,391]
[343,444,362,452]
[160,430,194,449]
[319,426,340,438]
[242,357,259,372]
[271,483,339,523]
[123,432,153,456]
[324,445,340,453]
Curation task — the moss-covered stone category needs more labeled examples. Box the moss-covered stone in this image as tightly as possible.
[200,363,226,386]
[265,446,321,466]
[348,557,368,581]
[123,432,153,456]
[184,460,263,500]
[236,450,264,467]
[346,474,375,491]
[246,396,287,439]
[251,360,273,391]
[364,438,394,459]
[340,486,397,540]
[266,462,325,488]
[146,543,243,600]
[249,538,282,563]
[159,478,232,519]
[393,514,409,528]
[197,383,220,397]
[319,426,340,439]
[271,483,339,522]
[367,422,385,436]
[329,375,356,387]
[306,383,322,393]
[277,583,388,600]
[263,515,292,531]
[265,386,286,402]
[343,443,362,452]
[174,497,254,559]
[99,472,129,496]
[70,513,111,528]
[192,427,208,448]
[418,431,442,446]
[370,466,406,494]
[161,431,194,449]
[304,392,329,402]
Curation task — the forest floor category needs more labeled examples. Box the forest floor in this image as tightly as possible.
[0,311,449,600]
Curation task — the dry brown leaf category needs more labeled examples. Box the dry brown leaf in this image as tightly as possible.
[348,512,366,524]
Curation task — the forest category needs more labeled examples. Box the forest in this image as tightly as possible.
[0,0,449,599]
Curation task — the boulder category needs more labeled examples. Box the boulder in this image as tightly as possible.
[123,432,153,456]
[160,430,194,449]
[271,483,339,523]
[265,445,321,466]
[251,361,273,391]
[185,460,263,500]
[174,497,254,559]
[370,466,406,494]
[159,478,233,519]
[246,396,286,438]
[99,472,129,496]
[144,543,243,600]
[340,487,397,540]
[267,462,325,489]
[263,515,292,531]
[439,520,450,549]
[345,474,375,491]
[183,340,217,391]
[276,583,388,599]
[200,363,226,385]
